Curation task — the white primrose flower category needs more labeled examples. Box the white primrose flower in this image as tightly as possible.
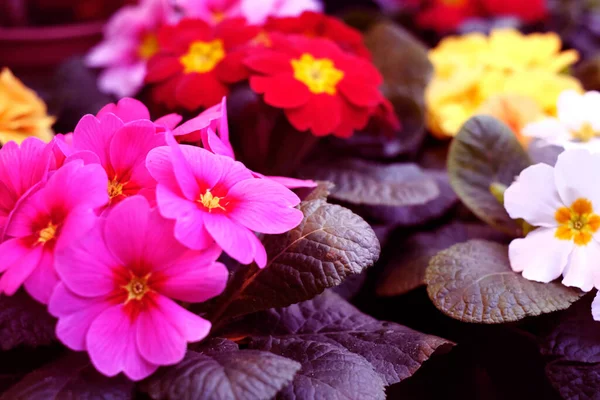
[504,149,600,320]
[523,90,600,153]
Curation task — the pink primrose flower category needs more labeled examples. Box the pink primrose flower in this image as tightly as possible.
[146,133,303,267]
[86,0,177,97]
[0,160,109,304]
[49,196,227,381]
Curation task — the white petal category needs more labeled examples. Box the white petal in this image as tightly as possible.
[522,118,569,141]
[554,149,600,210]
[592,291,600,321]
[558,90,586,130]
[504,164,564,227]
[562,139,600,154]
[562,241,600,292]
[508,228,573,282]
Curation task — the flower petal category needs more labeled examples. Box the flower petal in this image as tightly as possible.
[592,291,600,321]
[104,196,150,267]
[72,113,123,169]
[562,241,600,292]
[24,249,58,304]
[155,251,227,302]
[87,304,158,380]
[554,149,600,210]
[508,227,573,282]
[226,179,302,233]
[49,283,111,351]
[0,243,42,297]
[504,163,564,227]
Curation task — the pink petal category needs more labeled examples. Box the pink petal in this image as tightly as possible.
[165,134,203,200]
[141,207,189,266]
[55,226,119,297]
[0,138,51,198]
[64,150,102,166]
[144,293,211,343]
[97,98,151,122]
[226,179,302,233]
[136,293,189,365]
[204,213,267,267]
[24,249,58,304]
[72,114,124,169]
[97,63,147,98]
[155,250,227,302]
[87,304,158,380]
[202,128,235,159]
[264,175,318,189]
[40,160,110,211]
[56,207,102,251]
[155,184,199,220]
[109,120,164,177]
[213,157,254,191]
[172,207,214,250]
[86,39,137,67]
[146,147,182,195]
[49,283,111,351]
[104,196,150,267]
[0,242,43,296]
[155,113,183,131]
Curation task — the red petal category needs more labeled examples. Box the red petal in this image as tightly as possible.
[334,100,371,138]
[245,53,292,75]
[261,75,311,109]
[146,55,182,83]
[175,73,228,111]
[216,51,249,83]
[338,79,384,108]
[151,75,181,110]
[286,94,342,136]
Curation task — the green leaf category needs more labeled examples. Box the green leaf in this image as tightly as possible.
[141,339,300,400]
[301,158,439,206]
[447,115,531,236]
[0,290,56,351]
[377,222,509,297]
[0,353,133,400]
[207,193,381,321]
[425,240,584,323]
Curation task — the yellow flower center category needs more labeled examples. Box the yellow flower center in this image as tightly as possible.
[37,222,57,244]
[291,54,344,95]
[123,273,151,303]
[555,198,600,246]
[199,189,226,212]
[180,40,225,74]
[570,122,599,142]
[108,179,124,200]
[138,33,159,61]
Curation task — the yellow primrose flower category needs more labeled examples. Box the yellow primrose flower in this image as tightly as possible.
[426,28,582,139]
[0,68,55,145]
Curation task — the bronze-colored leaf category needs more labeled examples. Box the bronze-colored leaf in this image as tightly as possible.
[425,240,583,323]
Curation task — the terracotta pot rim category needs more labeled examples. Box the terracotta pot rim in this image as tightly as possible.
[0,21,104,41]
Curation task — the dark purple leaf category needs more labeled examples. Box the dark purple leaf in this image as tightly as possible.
[300,158,439,207]
[222,291,453,394]
[425,240,584,323]
[0,353,133,400]
[141,339,300,400]
[363,170,457,226]
[0,290,56,350]
[207,192,380,320]
[377,222,509,297]
[546,361,600,400]
[541,294,600,364]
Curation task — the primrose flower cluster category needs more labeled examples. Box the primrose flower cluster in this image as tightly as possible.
[505,149,600,321]
[88,0,398,138]
[0,98,305,380]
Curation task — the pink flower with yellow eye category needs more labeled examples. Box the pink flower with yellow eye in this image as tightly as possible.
[146,133,303,267]
[62,102,167,206]
[49,196,227,380]
[0,160,109,304]
[86,0,176,98]
[504,150,600,320]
